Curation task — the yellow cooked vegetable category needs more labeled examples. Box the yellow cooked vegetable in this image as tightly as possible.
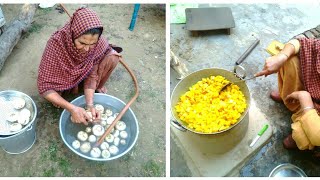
[175,75,247,133]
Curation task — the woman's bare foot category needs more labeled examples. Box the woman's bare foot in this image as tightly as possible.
[96,86,107,94]
[270,90,283,103]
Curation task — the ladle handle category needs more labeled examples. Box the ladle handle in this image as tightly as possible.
[233,76,256,83]
[96,58,139,146]
[235,39,260,65]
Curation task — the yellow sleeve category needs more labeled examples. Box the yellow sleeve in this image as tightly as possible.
[300,109,320,146]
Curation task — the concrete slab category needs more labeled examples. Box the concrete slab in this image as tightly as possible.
[171,100,272,177]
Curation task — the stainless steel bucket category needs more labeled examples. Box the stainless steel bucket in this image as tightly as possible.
[171,68,251,153]
[0,90,37,154]
[0,123,37,154]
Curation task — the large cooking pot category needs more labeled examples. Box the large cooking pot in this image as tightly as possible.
[171,68,251,153]
[59,93,139,161]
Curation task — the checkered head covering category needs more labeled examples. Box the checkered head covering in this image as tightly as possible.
[299,38,320,110]
[37,7,112,95]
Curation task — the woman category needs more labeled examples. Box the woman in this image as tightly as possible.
[37,7,121,125]
[255,38,320,157]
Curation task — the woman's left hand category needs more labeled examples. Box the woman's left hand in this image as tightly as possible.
[87,106,101,121]
[285,91,314,111]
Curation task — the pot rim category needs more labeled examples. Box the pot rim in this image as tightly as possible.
[170,67,251,135]
[0,90,37,136]
[269,163,307,177]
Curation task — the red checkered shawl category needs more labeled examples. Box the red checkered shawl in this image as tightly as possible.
[299,38,320,110]
[37,8,112,95]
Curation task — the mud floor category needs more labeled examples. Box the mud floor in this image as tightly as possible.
[0,4,165,177]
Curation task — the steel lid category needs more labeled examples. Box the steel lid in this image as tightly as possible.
[269,163,307,177]
[0,90,37,136]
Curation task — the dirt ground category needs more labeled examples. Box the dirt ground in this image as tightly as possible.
[170,3,320,177]
[0,4,165,177]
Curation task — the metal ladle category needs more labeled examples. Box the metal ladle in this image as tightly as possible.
[217,37,260,93]
[219,65,256,93]
[219,75,256,93]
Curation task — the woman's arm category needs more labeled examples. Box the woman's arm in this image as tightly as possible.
[84,88,101,120]
[43,90,91,125]
[286,91,320,146]
[83,64,101,120]
[255,39,300,77]
[285,91,314,114]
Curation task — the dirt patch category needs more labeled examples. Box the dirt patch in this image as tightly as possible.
[0,4,165,177]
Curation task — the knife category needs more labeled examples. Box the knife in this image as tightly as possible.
[249,124,269,147]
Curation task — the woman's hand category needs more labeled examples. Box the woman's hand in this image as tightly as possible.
[70,106,91,125]
[255,54,288,77]
[83,88,101,121]
[285,91,314,112]
[87,105,101,121]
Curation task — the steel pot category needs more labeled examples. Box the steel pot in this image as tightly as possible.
[171,68,251,153]
[0,90,38,154]
[59,93,139,161]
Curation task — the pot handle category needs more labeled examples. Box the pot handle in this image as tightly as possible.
[170,119,187,132]
[26,124,33,131]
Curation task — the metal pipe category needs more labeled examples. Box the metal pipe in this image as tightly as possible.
[235,39,260,65]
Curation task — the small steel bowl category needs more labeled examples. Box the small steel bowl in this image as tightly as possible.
[269,163,307,177]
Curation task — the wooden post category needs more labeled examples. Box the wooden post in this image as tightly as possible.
[0,4,37,71]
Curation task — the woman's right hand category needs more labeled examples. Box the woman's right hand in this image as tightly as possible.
[255,53,288,77]
[70,106,91,125]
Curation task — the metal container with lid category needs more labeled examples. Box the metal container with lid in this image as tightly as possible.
[0,90,38,154]
[269,163,307,177]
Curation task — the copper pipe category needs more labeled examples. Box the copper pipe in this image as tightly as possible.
[95,58,139,146]
[59,4,72,18]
